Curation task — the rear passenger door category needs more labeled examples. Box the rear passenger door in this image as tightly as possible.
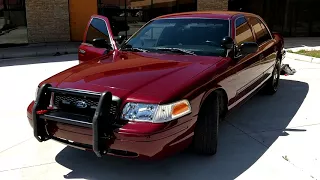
[247,16,277,78]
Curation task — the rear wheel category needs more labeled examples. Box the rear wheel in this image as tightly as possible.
[263,60,281,95]
[192,93,220,155]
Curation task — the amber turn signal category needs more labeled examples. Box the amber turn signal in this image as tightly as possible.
[172,101,190,116]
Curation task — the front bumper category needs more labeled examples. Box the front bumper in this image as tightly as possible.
[27,100,196,160]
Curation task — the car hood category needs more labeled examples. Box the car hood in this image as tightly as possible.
[42,52,223,103]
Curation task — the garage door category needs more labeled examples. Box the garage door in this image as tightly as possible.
[69,0,98,41]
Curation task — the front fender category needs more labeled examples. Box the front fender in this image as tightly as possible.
[200,87,225,106]
[199,86,228,118]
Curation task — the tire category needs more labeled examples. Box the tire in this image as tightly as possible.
[192,93,219,155]
[263,60,281,95]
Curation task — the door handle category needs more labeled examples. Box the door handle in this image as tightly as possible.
[79,49,86,54]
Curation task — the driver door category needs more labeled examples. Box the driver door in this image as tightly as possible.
[78,15,118,63]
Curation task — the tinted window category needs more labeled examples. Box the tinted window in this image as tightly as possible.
[86,18,110,44]
[236,17,247,27]
[124,18,230,57]
[235,17,255,46]
[248,17,272,45]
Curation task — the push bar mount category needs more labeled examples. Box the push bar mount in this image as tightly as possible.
[32,83,119,157]
[33,83,52,142]
[92,91,113,157]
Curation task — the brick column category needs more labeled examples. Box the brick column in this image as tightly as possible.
[197,0,229,11]
[25,0,70,43]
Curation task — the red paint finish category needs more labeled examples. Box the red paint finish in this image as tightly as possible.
[27,100,196,159]
[156,11,245,20]
[27,11,285,159]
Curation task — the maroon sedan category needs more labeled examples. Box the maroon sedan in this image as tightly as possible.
[27,11,285,159]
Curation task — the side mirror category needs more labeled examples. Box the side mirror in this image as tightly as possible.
[221,36,234,50]
[239,42,258,55]
[114,35,126,45]
[92,38,112,49]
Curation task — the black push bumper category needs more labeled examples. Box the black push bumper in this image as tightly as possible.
[32,83,120,157]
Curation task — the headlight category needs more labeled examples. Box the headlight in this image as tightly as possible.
[121,99,191,123]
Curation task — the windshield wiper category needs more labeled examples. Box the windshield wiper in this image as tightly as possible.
[154,47,196,56]
[121,45,149,52]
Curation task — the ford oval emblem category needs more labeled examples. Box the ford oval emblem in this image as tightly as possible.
[75,101,88,109]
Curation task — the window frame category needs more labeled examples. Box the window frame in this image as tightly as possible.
[247,16,274,46]
[123,17,232,49]
[234,16,256,46]
[85,17,115,50]
[233,15,256,58]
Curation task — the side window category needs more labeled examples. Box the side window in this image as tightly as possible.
[235,17,255,47]
[249,17,272,45]
[86,18,110,44]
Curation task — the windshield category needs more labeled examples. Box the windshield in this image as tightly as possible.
[122,18,230,57]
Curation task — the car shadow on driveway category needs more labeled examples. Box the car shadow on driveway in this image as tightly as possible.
[55,79,309,180]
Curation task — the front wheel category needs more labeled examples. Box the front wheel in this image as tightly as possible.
[192,93,220,155]
[263,60,281,95]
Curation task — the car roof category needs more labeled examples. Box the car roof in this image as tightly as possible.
[155,11,257,20]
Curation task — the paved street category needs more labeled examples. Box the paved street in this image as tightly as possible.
[0,54,319,180]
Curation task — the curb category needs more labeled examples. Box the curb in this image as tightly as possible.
[285,46,320,52]
[285,52,320,64]
[0,47,78,61]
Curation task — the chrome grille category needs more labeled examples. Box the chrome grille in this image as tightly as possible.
[54,94,98,108]
[53,93,118,116]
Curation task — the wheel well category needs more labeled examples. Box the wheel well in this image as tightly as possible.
[277,52,282,60]
[277,50,283,64]
[201,89,228,119]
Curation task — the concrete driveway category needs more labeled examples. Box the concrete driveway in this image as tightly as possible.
[0,54,319,180]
